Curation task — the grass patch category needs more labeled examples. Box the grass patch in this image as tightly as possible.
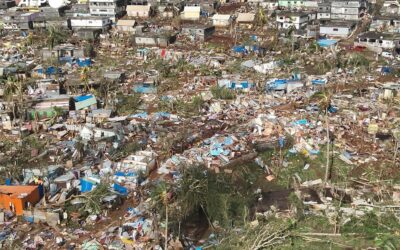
[116,94,142,115]
[210,86,236,100]
[157,95,204,117]
[258,144,353,188]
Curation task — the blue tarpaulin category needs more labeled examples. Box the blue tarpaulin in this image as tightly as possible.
[114,183,128,195]
[81,178,94,193]
[38,184,44,198]
[77,58,92,67]
[233,45,248,54]
[133,84,157,94]
[74,94,94,102]
[328,105,338,113]
[295,119,308,125]
[311,79,327,85]
[278,137,285,148]
[317,39,337,47]
[60,57,73,64]
[154,112,171,119]
[130,112,148,119]
[381,66,392,74]
[115,171,137,177]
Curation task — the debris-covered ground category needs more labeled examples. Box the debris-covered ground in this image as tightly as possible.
[0,0,400,249]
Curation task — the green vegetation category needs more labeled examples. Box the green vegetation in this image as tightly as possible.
[259,144,352,188]
[151,163,263,236]
[0,135,48,182]
[116,94,142,115]
[215,212,400,249]
[79,184,111,214]
[46,25,69,49]
[157,95,204,117]
[210,86,236,100]
[109,140,143,161]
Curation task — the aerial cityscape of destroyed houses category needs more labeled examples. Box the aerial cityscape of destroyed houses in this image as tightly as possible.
[0,0,400,248]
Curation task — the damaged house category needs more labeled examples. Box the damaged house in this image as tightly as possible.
[181,6,201,20]
[370,15,400,33]
[126,4,153,17]
[212,14,233,27]
[120,151,157,176]
[0,185,41,216]
[134,31,177,47]
[41,44,85,61]
[116,19,137,33]
[181,24,215,41]
[236,13,255,29]
[1,10,39,30]
[0,0,15,9]
[355,31,400,53]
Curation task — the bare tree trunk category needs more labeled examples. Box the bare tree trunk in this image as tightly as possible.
[12,102,16,127]
[394,141,398,166]
[165,205,168,250]
[324,111,330,186]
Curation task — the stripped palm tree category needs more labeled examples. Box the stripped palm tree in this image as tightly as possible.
[80,67,91,93]
[311,91,333,186]
[4,77,26,129]
[286,25,297,56]
[151,182,172,250]
[46,25,68,50]
[254,7,267,29]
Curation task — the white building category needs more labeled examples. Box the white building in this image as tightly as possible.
[331,0,366,21]
[356,31,400,52]
[88,0,126,21]
[70,16,112,31]
[276,11,311,29]
[212,14,233,27]
[317,2,331,19]
[320,21,355,37]
[126,4,152,18]
[370,16,400,33]
[181,6,201,20]
[121,151,157,176]
[236,13,255,24]
[382,0,400,15]
[116,19,136,32]
[79,125,118,140]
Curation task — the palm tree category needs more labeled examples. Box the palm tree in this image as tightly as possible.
[254,7,267,29]
[26,32,34,46]
[99,79,116,109]
[177,165,216,230]
[3,77,18,126]
[151,182,171,250]
[312,91,333,186]
[4,77,27,129]
[286,25,297,56]
[80,67,91,93]
[51,106,64,125]
[393,129,400,166]
[74,137,85,162]
[46,25,68,50]
[0,23,4,36]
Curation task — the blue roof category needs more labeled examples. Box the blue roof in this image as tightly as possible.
[317,39,337,47]
[74,95,94,102]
